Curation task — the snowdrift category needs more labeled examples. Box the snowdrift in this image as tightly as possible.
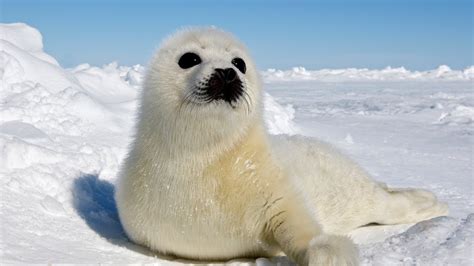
[1,23,472,265]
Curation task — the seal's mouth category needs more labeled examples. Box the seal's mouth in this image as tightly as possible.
[193,68,245,106]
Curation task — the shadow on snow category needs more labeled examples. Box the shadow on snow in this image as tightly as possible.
[71,173,155,257]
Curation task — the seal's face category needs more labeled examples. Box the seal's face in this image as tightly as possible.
[146,28,261,118]
[177,52,247,107]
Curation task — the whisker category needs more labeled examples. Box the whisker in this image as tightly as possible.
[242,89,251,115]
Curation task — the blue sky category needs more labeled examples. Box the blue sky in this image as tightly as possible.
[2,0,472,70]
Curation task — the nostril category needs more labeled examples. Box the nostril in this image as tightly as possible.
[224,68,237,82]
[214,68,225,80]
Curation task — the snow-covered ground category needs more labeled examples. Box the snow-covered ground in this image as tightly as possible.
[1,23,473,265]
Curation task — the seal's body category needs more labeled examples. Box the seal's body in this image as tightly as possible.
[115,28,447,265]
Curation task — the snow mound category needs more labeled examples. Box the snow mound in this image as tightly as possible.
[0,23,59,65]
[436,105,474,125]
[262,65,474,82]
[263,93,298,135]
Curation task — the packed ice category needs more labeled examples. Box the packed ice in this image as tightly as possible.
[262,65,474,82]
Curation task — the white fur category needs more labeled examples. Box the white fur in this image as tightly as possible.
[309,235,358,266]
[115,28,448,265]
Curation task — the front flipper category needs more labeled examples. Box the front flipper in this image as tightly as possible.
[262,192,359,265]
[308,234,359,266]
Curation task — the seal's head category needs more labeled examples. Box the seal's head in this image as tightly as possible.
[141,28,262,150]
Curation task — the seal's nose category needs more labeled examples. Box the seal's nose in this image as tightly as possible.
[215,68,237,83]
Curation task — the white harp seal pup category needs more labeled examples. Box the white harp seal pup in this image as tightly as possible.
[115,28,448,265]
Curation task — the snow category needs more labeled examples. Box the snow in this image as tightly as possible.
[1,23,473,264]
[436,105,474,125]
[0,23,59,66]
[262,65,474,82]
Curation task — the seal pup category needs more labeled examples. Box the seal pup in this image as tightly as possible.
[116,27,447,265]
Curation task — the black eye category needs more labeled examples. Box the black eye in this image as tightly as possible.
[178,52,202,69]
[232,57,246,74]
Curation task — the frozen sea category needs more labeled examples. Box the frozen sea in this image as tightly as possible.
[1,23,473,265]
